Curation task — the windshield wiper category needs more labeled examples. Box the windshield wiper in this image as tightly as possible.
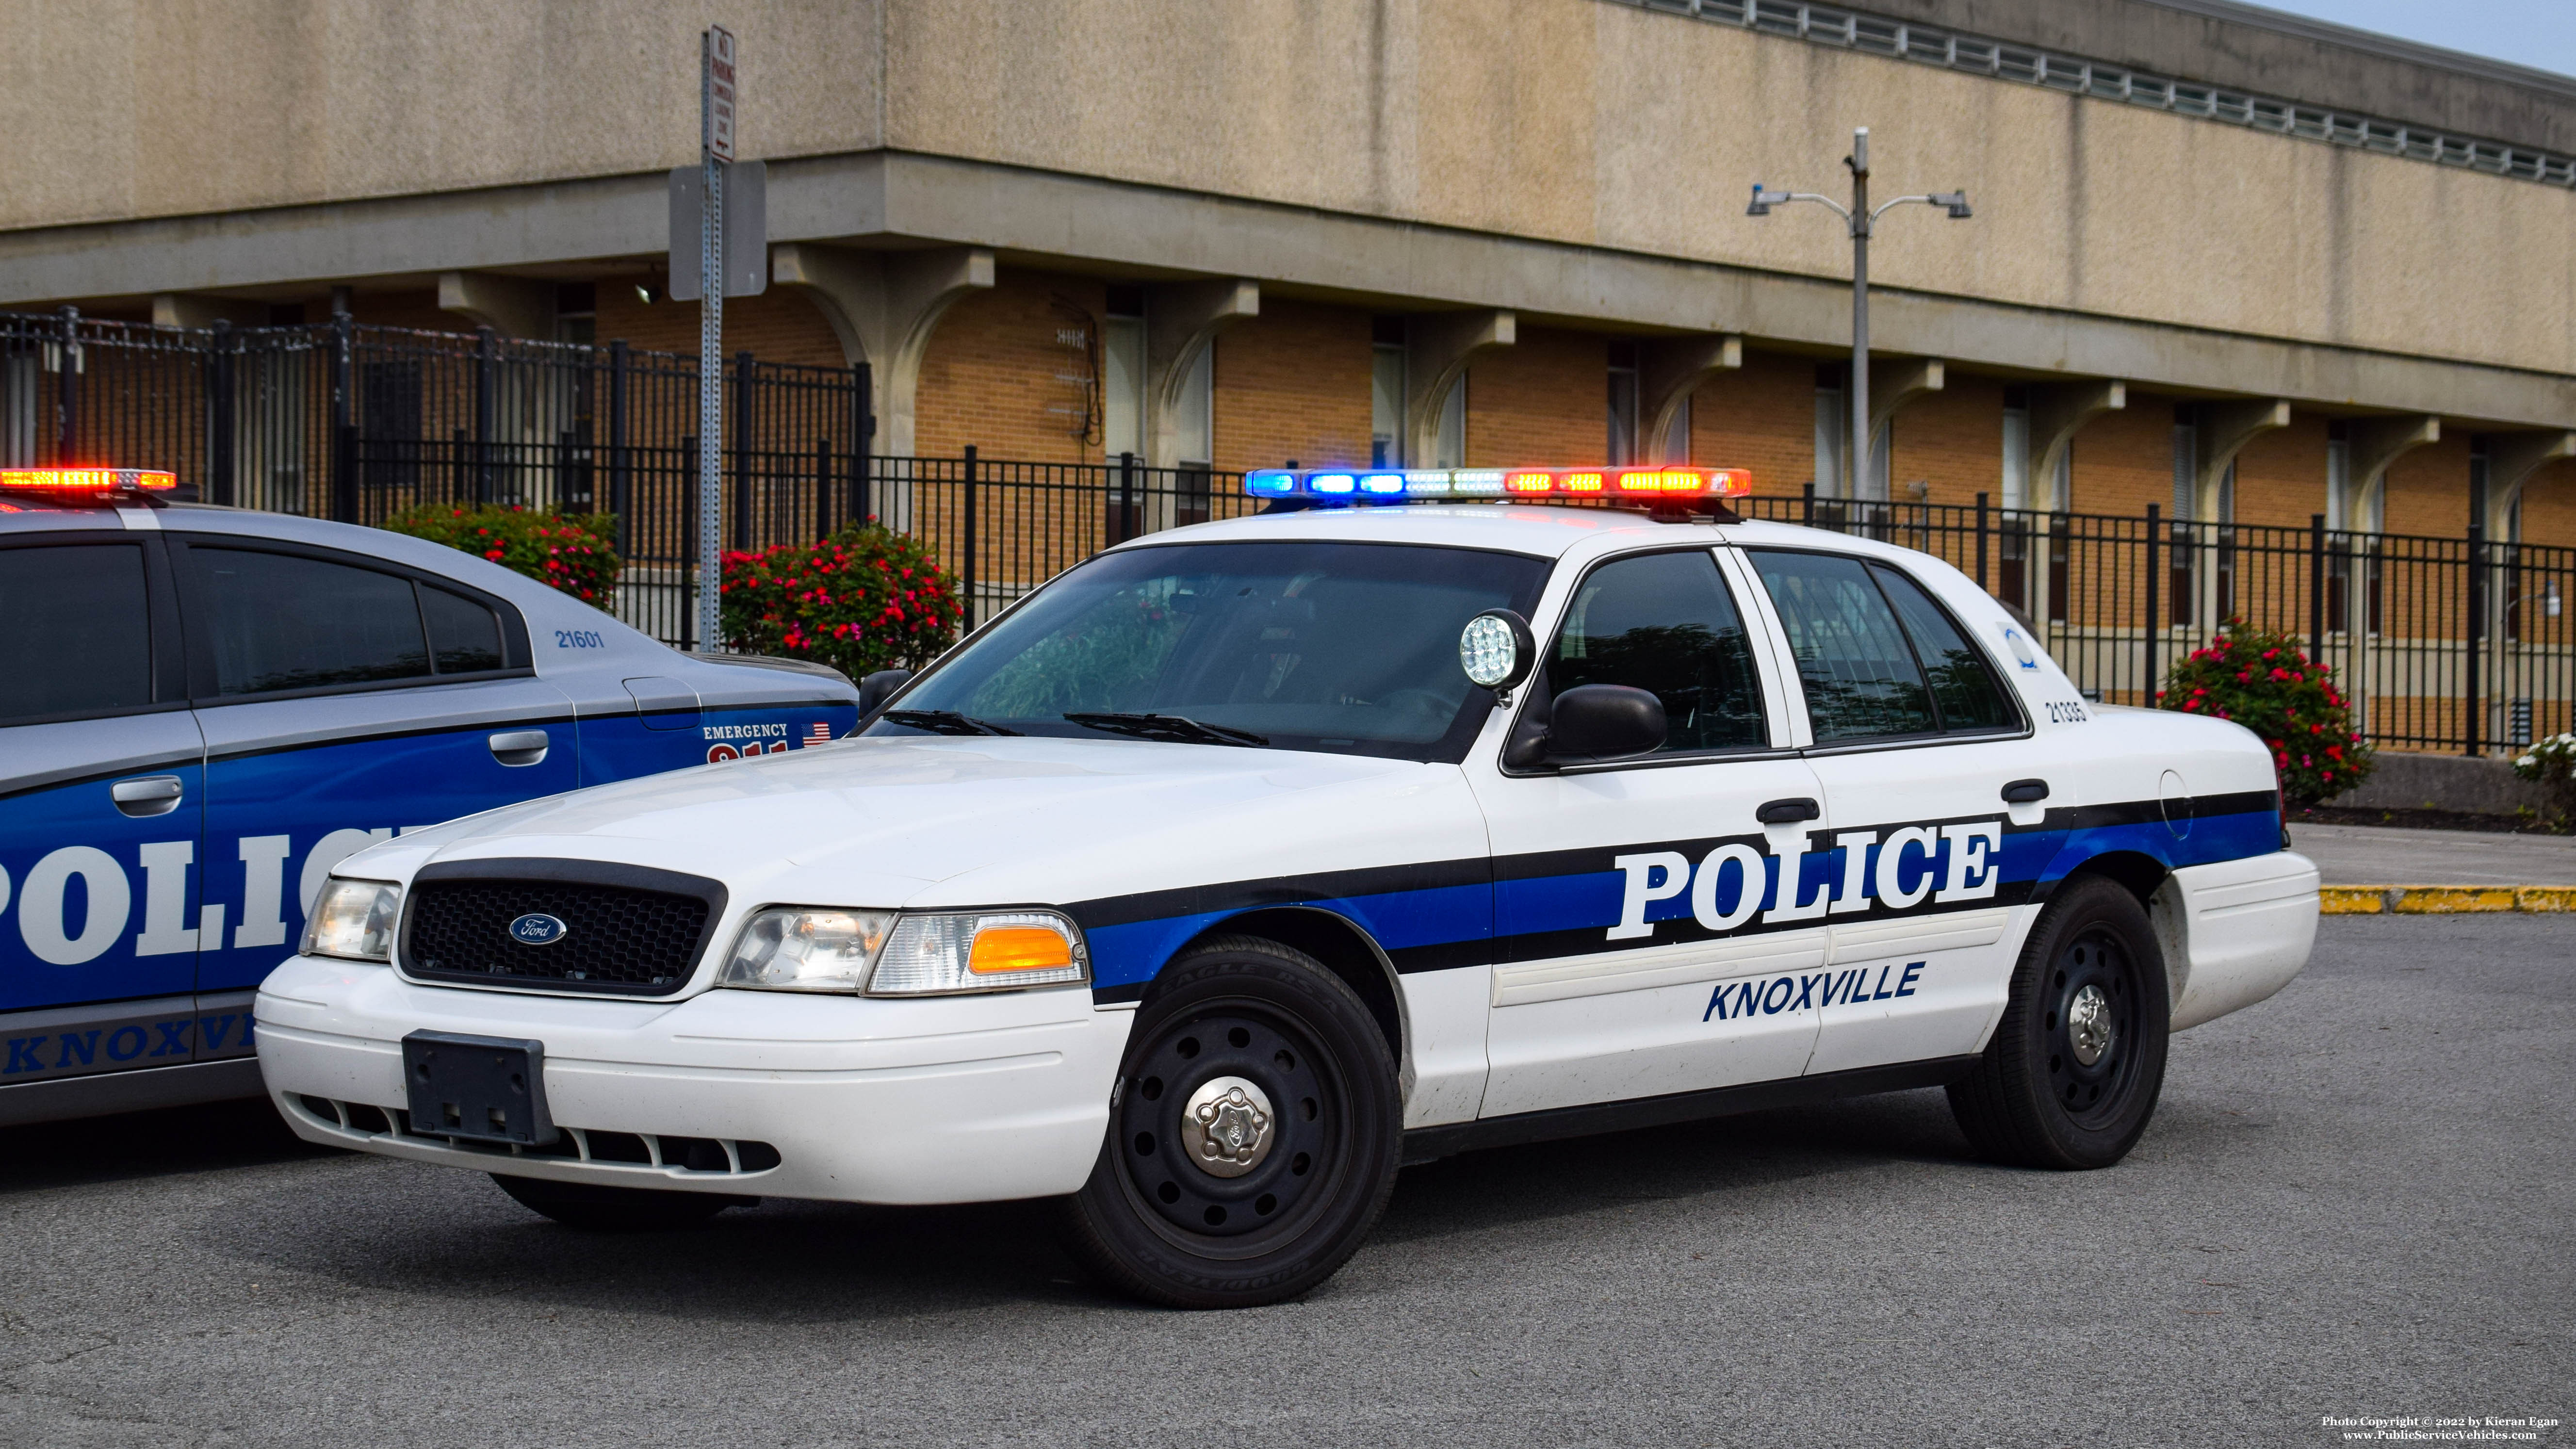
[880,709,1022,737]
[1063,712,1270,748]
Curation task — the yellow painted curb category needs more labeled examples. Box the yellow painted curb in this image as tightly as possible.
[2395,886,2524,913]
[2322,886,2576,914]
[2319,887,2387,914]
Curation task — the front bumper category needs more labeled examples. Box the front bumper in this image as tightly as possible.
[255,956,1133,1204]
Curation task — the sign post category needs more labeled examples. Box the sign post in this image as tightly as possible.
[695,25,736,653]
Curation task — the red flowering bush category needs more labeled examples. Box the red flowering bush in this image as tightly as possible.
[2160,618,2374,807]
[720,523,963,678]
[382,504,621,605]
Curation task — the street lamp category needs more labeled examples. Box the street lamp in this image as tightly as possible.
[1749,127,1971,505]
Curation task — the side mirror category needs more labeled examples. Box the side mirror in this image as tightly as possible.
[856,668,913,719]
[1459,609,1537,702]
[1547,684,1666,762]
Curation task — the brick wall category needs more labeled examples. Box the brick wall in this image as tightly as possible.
[1463,326,1606,468]
[915,270,1108,464]
[2383,435,2472,538]
[2231,415,2327,531]
[1689,351,1816,499]
[2066,400,2178,518]
[2517,458,2576,548]
[1213,300,1372,473]
[1887,374,2005,508]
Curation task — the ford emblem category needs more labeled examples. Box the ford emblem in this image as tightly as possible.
[508,912,570,946]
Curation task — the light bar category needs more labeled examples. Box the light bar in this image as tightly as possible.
[1245,466,1750,503]
[0,468,178,493]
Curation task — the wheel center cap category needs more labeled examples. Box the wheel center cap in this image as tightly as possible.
[2067,984,2115,1067]
[1180,1075,1275,1178]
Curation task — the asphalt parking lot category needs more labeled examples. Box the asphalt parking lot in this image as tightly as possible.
[1,915,2567,1449]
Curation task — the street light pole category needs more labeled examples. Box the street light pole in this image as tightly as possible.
[1750,127,1971,504]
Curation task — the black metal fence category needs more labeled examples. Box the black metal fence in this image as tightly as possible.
[9,307,2560,756]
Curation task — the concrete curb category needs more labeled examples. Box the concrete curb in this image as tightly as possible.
[2319,885,2576,914]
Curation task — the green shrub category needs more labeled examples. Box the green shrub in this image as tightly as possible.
[382,504,621,605]
[2160,618,2373,808]
[2511,733,2576,823]
[720,524,963,678]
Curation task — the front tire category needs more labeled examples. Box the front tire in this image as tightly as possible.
[1060,935,1401,1309]
[490,1172,742,1231]
[1948,874,2170,1170]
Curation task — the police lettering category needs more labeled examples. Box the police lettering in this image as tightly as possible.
[1611,818,2004,941]
[1703,961,1925,1022]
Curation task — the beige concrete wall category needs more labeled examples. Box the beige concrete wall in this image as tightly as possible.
[0,0,880,232]
[4,0,2570,379]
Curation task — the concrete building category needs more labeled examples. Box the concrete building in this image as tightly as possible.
[4,0,2573,553]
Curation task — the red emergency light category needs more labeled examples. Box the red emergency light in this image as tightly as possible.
[0,468,179,493]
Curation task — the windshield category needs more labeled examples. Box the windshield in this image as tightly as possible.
[869,540,1550,761]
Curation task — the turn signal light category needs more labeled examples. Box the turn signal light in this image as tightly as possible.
[969,925,1078,975]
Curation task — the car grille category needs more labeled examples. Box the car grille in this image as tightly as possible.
[401,875,718,996]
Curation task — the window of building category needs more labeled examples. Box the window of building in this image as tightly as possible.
[1174,344,1214,468]
[0,542,155,724]
[1607,342,1640,466]
[1370,316,1404,468]
[1813,365,1845,497]
[2170,409,2197,520]
[1433,374,1466,470]
[2001,391,2031,511]
[1660,395,1691,466]
[1104,286,1147,462]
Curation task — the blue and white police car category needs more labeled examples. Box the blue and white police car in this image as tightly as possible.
[0,468,860,1125]
[254,464,2317,1308]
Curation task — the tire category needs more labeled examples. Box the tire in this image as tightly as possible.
[1948,873,2170,1171]
[489,1172,744,1231]
[1059,935,1402,1309]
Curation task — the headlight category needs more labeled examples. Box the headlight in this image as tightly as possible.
[302,877,402,962]
[715,907,1089,995]
[717,908,897,993]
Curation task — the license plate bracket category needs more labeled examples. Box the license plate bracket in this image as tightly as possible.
[401,1030,557,1146]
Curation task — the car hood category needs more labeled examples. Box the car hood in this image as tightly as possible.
[348,735,1485,911]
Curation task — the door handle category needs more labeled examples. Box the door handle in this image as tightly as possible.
[1756,797,1820,825]
[112,775,184,817]
[488,729,551,767]
[2001,779,2051,804]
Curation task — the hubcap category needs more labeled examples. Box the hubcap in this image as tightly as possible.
[2044,927,2139,1125]
[1180,1076,1274,1177]
[2066,984,2114,1066]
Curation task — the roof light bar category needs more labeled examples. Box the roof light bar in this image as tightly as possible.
[1245,466,1750,503]
[0,468,178,493]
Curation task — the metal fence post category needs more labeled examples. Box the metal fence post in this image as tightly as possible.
[2144,502,2161,703]
[1802,480,1815,529]
[812,433,832,540]
[852,359,874,528]
[962,444,980,628]
[607,339,630,547]
[330,309,356,522]
[208,319,237,507]
[473,325,496,505]
[2308,513,2327,663]
[731,351,754,551]
[1118,451,1137,546]
[1974,490,1989,592]
[2466,517,2485,757]
[54,307,79,461]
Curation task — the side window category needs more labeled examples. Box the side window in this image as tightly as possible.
[1549,550,1766,753]
[1870,563,2016,733]
[1746,550,1937,742]
[0,542,155,724]
[422,584,505,674]
[195,547,431,696]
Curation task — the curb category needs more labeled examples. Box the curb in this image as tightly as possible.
[2320,885,2576,915]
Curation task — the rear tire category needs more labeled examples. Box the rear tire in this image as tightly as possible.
[1059,935,1401,1309]
[490,1172,742,1231]
[1948,874,2170,1170]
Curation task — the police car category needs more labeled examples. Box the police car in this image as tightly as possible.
[0,468,859,1126]
[253,464,2318,1308]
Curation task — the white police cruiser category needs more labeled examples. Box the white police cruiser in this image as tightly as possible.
[0,469,858,1126]
[255,465,2318,1308]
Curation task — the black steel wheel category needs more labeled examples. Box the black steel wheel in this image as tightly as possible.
[490,1172,744,1231]
[1060,935,1401,1308]
[1948,873,2170,1170]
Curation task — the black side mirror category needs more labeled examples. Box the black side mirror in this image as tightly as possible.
[856,669,913,719]
[1546,684,1666,762]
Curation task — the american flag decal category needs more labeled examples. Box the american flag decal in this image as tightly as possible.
[804,722,835,746]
